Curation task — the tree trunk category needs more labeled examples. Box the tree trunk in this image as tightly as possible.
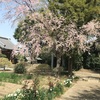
[51,53,54,71]
[56,57,61,68]
[68,56,72,77]
[55,56,62,76]
[62,55,65,68]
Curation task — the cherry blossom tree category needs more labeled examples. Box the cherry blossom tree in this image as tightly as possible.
[1,0,99,76]
[83,20,100,36]
[14,10,100,75]
[0,0,46,22]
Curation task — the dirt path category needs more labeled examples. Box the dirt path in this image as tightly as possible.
[0,82,22,98]
[56,69,100,100]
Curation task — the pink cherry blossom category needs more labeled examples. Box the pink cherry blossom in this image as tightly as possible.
[1,0,40,21]
[17,11,100,60]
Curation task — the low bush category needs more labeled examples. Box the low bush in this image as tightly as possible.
[3,89,23,100]
[36,64,51,71]
[14,62,26,74]
[0,58,12,67]
[3,74,78,100]
[33,64,51,75]
[0,53,7,58]
[64,79,72,87]
[48,83,64,99]
[3,77,65,100]
[39,52,51,65]
[3,83,64,100]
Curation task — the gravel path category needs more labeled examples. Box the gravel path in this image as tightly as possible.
[55,69,100,100]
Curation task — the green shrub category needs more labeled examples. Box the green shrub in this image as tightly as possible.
[85,53,100,69]
[3,79,68,100]
[64,79,72,87]
[73,76,79,81]
[36,64,51,71]
[91,56,100,69]
[14,62,26,74]
[0,58,12,67]
[3,89,23,100]
[38,88,47,100]
[3,79,65,100]
[0,53,7,58]
[39,52,51,65]
[47,83,64,100]
[73,53,83,70]
[34,64,51,75]
[55,83,64,95]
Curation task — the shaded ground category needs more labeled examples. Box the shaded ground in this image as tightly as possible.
[0,82,22,98]
[55,69,100,100]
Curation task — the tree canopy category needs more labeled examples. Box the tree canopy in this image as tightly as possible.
[1,0,100,74]
[48,0,100,27]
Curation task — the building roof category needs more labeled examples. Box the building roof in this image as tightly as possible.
[0,37,14,50]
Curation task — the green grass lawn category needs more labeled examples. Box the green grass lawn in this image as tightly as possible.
[0,72,26,84]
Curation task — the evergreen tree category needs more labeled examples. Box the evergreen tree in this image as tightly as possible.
[48,0,100,27]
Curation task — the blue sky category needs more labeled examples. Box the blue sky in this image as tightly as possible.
[0,21,17,44]
[0,4,17,45]
[0,0,47,45]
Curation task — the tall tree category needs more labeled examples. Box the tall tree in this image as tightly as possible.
[14,10,99,73]
[1,0,100,76]
[48,0,100,27]
[48,0,100,75]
